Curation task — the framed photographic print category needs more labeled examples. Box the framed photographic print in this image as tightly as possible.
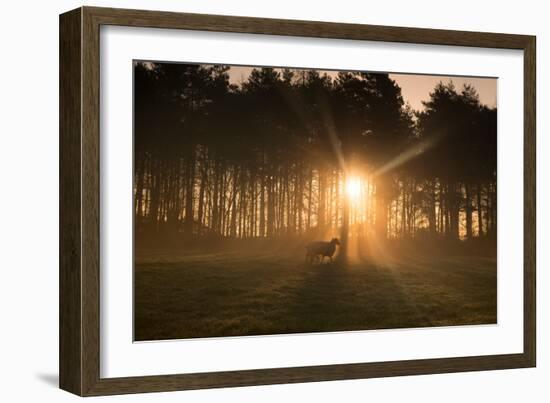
[59,6,536,396]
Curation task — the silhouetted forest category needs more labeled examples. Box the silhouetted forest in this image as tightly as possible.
[134,62,497,252]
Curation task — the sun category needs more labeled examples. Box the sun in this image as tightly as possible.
[346,177,361,201]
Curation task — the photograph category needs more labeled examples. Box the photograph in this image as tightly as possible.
[133,61,498,341]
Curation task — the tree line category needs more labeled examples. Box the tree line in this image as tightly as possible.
[134,62,497,245]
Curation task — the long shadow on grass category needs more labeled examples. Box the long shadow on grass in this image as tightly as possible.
[282,258,432,335]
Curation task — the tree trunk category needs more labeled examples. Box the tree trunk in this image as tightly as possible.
[375,176,388,240]
[197,155,207,233]
[448,182,460,240]
[428,180,437,234]
[465,183,473,240]
[339,168,350,263]
[477,183,484,237]
[184,146,195,236]
[318,168,326,234]
[230,166,239,237]
[307,168,313,231]
[266,172,275,238]
[259,173,266,237]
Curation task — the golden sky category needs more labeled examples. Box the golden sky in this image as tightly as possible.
[227,66,497,111]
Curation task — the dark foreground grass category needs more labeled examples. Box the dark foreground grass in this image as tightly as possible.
[134,249,496,341]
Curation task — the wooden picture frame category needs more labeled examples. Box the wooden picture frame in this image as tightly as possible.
[59,6,536,396]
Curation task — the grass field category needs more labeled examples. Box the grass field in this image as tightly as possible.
[134,247,496,341]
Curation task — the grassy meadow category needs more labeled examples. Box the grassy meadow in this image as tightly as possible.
[134,244,496,341]
[133,63,498,342]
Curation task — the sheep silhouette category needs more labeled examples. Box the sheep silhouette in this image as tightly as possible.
[305,238,341,264]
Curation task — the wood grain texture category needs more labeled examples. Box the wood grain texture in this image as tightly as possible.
[86,354,530,396]
[59,6,537,396]
[523,37,536,367]
[86,6,532,49]
[81,7,102,396]
[59,8,82,396]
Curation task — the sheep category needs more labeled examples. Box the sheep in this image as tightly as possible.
[305,238,341,264]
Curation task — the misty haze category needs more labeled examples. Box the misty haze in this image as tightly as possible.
[133,62,497,341]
